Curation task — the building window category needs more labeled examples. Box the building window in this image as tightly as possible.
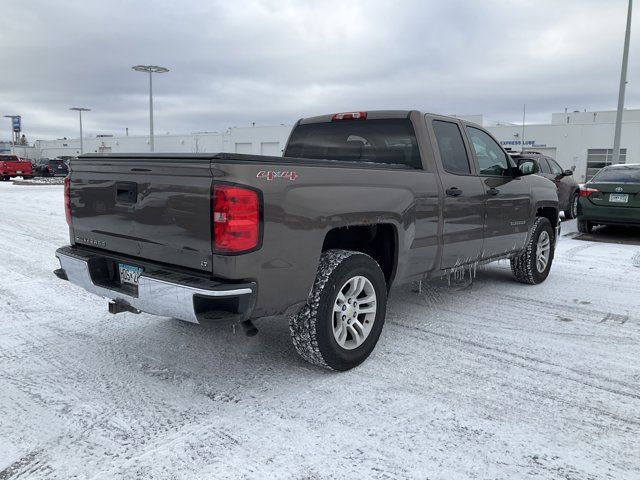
[586,148,627,180]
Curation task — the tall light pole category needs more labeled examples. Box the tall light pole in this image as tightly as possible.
[69,107,91,154]
[612,0,633,164]
[132,65,169,152]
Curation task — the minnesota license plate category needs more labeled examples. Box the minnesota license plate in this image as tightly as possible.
[609,194,629,203]
[118,263,143,286]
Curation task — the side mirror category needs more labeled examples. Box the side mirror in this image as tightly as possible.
[563,169,573,176]
[511,166,523,177]
[516,159,536,176]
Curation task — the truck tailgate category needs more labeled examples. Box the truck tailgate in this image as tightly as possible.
[69,156,213,273]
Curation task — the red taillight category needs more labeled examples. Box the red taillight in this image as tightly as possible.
[579,186,599,198]
[212,184,260,253]
[64,176,71,226]
[332,112,367,121]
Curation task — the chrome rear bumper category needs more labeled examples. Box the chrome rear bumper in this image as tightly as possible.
[55,246,256,324]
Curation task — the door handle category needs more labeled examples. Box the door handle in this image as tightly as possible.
[487,187,500,196]
[446,187,463,197]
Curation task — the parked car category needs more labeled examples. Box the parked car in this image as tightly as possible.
[54,110,559,371]
[513,153,580,219]
[33,158,69,177]
[0,154,33,180]
[577,163,640,233]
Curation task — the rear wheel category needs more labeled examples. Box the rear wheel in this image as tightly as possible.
[510,217,555,285]
[577,218,593,233]
[289,249,387,371]
[565,192,578,219]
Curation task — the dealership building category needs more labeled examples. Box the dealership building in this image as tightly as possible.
[24,108,640,183]
[478,108,639,182]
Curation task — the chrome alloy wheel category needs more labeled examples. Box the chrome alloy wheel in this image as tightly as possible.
[332,275,377,350]
[536,230,551,273]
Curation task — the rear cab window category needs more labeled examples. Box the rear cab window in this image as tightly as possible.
[284,119,423,169]
[432,120,471,175]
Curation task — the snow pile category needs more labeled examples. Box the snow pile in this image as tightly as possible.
[13,177,65,186]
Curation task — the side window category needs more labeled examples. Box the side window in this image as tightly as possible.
[547,159,563,175]
[432,120,471,174]
[538,158,552,174]
[466,127,511,176]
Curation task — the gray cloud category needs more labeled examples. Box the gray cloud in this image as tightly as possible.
[0,0,637,140]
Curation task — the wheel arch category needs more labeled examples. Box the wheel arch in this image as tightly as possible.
[321,223,398,288]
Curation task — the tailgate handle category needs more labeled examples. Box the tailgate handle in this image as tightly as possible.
[116,182,138,204]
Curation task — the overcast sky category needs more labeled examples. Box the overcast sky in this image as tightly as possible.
[0,0,637,140]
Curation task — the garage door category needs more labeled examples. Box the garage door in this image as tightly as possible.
[235,143,252,154]
[260,142,281,156]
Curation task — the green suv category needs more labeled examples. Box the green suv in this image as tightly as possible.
[577,164,640,233]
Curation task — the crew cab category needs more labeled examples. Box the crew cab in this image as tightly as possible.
[0,154,33,180]
[54,111,560,370]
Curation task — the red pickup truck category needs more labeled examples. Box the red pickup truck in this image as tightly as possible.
[0,154,33,180]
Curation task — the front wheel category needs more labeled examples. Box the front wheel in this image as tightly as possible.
[289,249,388,371]
[510,217,555,285]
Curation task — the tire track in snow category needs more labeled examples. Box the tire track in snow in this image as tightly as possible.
[387,318,640,426]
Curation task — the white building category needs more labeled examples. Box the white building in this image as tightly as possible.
[34,125,291,160]
[32,108,639,182]
[479,109,639,182]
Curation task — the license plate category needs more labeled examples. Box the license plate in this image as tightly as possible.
[118,263,143,286]
[609,194,629,203]
[16,170,22,174]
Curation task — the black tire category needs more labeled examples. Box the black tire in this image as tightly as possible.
[577,218,593,233]
[510,217,555,285]
[289,249,387,371]
[565,192,578,219]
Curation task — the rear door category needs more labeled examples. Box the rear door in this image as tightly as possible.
[428,117,485,269]
[464,125,531,258]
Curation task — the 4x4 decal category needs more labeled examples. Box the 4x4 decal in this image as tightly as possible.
[257,170,298,181]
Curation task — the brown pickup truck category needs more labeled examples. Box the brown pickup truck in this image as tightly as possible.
[55,110,560,370]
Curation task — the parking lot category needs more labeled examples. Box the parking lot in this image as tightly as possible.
[0,181,639,479]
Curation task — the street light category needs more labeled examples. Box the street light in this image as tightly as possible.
[612,0,633,164]
[132,65,169,152]
[3,115,18,154]
[69,107,91,154]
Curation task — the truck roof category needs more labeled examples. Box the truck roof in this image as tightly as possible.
[298,110,414,125]
[297,110,481,127]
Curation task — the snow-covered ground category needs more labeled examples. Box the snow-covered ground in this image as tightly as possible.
[0,182,639,479]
